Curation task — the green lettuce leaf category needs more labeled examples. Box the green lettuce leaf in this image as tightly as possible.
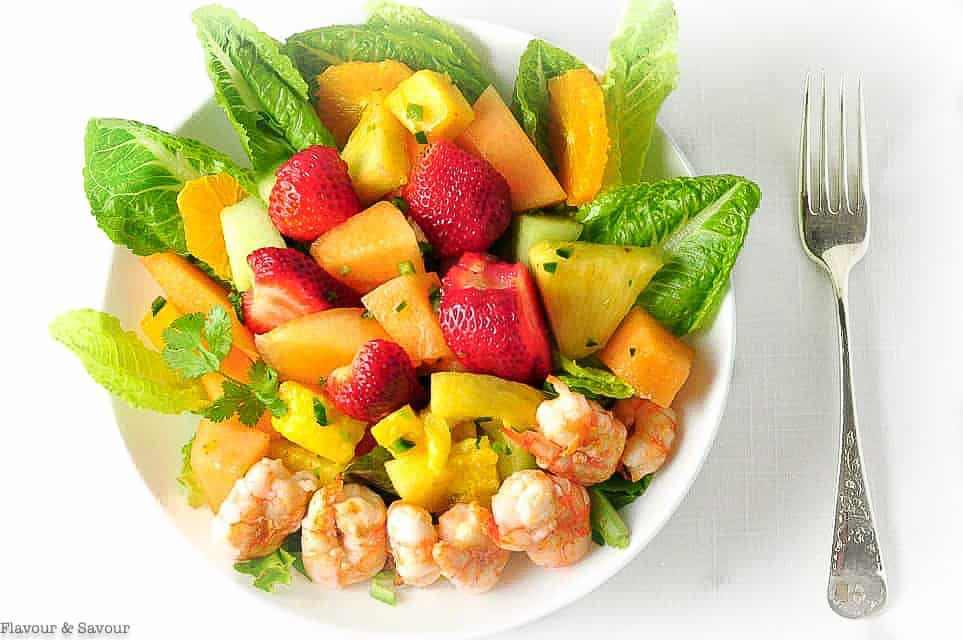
[593,472,653,510]
[602,0,679,188]
[554,355,634,400]
[234,547,296,592]
[178,433,207,508]
[50,309,208,413]
[588,486,630,548]
[344,446,397,495]
[284,3,490,104]
[511,39,586,170]
[578,175,761,335]
[83,118,256,256]
[192,5,335,172]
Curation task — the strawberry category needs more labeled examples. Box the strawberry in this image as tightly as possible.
[268,145,362,242]
[438,253,552,385]
[242,247,360,334]
[403,141,512,258]
[327,339,426,423]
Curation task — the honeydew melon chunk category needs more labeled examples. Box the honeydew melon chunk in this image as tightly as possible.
[220,196,285,291]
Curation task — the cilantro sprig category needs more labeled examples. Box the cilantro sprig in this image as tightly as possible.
[162,306,286,426]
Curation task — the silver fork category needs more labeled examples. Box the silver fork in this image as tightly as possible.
[798,74,887,618]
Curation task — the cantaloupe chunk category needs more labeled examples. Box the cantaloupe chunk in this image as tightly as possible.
[310,201,425,293]
[598,307,694,407]
[456,86,566,212]
[141,253,257,360]
[548,69,609,205]
[255,308,390,385]
[191,417,271,510]
[361,272,453,364]
[315,60,413,146]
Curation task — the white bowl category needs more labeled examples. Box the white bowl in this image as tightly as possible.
[102,17,734,640]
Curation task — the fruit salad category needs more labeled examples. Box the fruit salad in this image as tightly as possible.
[52,0,761,601]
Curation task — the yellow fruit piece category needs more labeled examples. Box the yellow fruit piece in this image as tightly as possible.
[386,70,474,142]
[449,420,477,442]
[191,417,271,511]
[177,173,246,280]
[362,272,453,364]
[341,91,411,204]
[446,436,500,508]
[385,452,452,513]
[271,382,367,465]
[430,372,544,430]
[316,60,413,146]
[422,411,452,475]
[372,405,425,453]
[268,439,344,486]
[548,68,610,205]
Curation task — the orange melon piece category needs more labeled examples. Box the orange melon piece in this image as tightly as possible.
[177,173,246,280]
[456,86,566,212]
[548,69,609,205]
[310,201,425,294]
[598,308,694,408]
[255,308,390,385]
[141,253,257,360]
[191,417,271,510]
[362,272,453,363]
[316,60,414,146]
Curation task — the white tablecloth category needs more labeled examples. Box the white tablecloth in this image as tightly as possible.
[4,1,961,638]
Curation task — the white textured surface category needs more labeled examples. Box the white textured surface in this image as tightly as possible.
[3,0,961,638]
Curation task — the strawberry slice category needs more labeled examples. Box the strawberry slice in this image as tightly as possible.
[242,247,360,334]
[438,253,552,384]
[327,339,426,423]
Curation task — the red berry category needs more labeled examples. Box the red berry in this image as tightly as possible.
[403,141,512,258]
[269,146,362,242]
[327,339,425,423]
[242,247,360,334]
[438,253,552,385]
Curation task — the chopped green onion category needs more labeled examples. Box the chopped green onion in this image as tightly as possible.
[388,437,416,455]
[392,196,409,213]
[398,260,416,275]
[628,279,634,287]
[585,339,598,347]
[629,347,637,357]
[370,570,397,605]
[395,300,408,312]
[313,398,328,426]
[588,486,630,549]
[339,265,351,276]
[361,310,374,319]
[429,287,442,312]
[555,247,573,259]
[325,291,338,303]
[475,416,493,423]
[542,262,558,274]
[406,103,424,121]
[318,376,326,387]
[150,296,167,316]
[414,131,429,144]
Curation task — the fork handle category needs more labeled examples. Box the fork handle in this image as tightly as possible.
[827,278,887,618]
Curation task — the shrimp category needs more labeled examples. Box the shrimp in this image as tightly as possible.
[491,469,591,568]
[387,502,441,587]
[502,377,627,485]
[212,458,317,561]
[612,397,679,481]
[432,503,510,593]
[301,479,388,588]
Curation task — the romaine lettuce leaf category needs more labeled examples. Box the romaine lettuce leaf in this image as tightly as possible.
[511,39,586,170]
[234,546,296,592]
[602,0,679,188]
[192,5,335,172]
[83,118,255,256]
[554,355,634,400]
[578,175,761,335]
[284,3,490,104]
[178,433,207,508]
[50,309,208,414]
[593,472,653,510]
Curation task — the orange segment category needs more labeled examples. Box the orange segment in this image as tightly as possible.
[141,253,257,360]
[598,308,694,408]
[310,201,425,294]
[456,86,566,211]
[255,308,391,385]
[316,60,414,146]
[548,69,609,205]
[362,272,453,364]
[177,173,246,280]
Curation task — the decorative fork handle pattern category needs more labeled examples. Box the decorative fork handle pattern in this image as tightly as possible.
[827,280,887,618]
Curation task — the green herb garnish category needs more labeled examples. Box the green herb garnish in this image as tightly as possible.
[414,131,428,144]
[388,437,416,455]
[392,196,409,213]
[313,398,328,426]
[151,296,167,316]
[543,262,558,274]
[555,247,573,259]
[429,287,442,312]
[406,103,424,120]
[395,301,408,312]
[398,260,416,275]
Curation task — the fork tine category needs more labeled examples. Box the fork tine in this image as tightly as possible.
[800,73,814,213]
[856,78,869,212]
[839,77,850,211]
[820,74,838,213]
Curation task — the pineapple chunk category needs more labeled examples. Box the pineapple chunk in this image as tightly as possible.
[386,70,474,143]
[271,382,367,465]
[267,439,344,486]
[371,405,425,454]
[341,91,410,204]
[449,419,477,442]
[315,60,413,146]
[430,372,544,430]
[529,241,663,359]
[446,436,500,508]
[385,453,452,512]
